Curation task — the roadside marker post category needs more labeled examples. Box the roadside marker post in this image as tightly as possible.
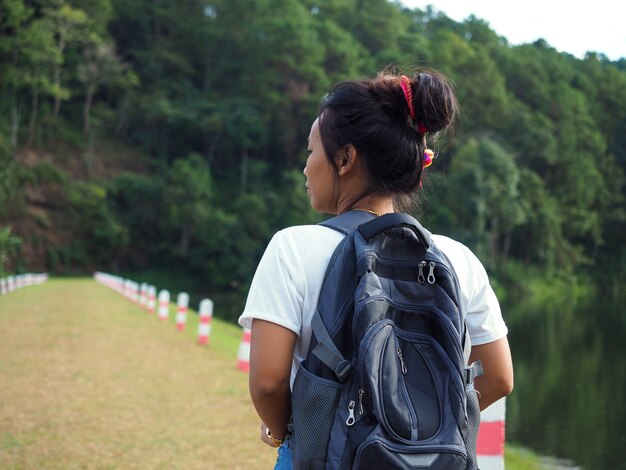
[197,299,213,345]
[477,397,506,470]
[237,328,251,372]
[147,285,156,314]
[158,290,170,321]
[176,292,189,331]
[139,282,148,309]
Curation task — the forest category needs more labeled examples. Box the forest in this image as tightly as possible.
[1,0,625,319]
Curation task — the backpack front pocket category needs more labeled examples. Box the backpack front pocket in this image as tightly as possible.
[359,320,464,444]
[352,425,467,470]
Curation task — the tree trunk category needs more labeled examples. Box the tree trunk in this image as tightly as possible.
[489,216,499,266]
[240,146,248,195]
[27,85,40,148]
[10,95,20,150]
[53,34,67,119]
[502,231,512,262]
[282,104,297,169]
[52,69,62,118]
[83,82,94,136]
[179,225,190,257]
[115,93,129,136]
[205,132,221,169]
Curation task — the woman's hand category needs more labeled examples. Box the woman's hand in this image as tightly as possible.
[260,422,281,447]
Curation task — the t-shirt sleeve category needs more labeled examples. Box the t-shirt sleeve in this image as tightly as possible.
[238,230,304,336]
[463,249,508,346]
[432,235,508,346]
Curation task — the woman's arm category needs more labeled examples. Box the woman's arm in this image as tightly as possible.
[249,319,298,443]
[469,336,514,410]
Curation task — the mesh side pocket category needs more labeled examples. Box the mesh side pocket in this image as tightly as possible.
[291,362,343,464]
[464,385,481,470]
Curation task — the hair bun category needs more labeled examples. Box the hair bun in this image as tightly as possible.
[410,71,458,134]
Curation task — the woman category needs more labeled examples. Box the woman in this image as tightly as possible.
[238,69,514,468]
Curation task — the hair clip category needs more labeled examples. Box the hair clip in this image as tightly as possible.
[423,148,434,169]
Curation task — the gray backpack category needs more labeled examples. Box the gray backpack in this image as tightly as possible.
[289,211,483,469]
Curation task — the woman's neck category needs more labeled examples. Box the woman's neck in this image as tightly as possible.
[337,193,395,216]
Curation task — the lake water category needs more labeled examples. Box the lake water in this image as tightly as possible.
[505,290,626,469]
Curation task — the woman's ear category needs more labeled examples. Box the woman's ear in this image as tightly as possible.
[335,144,358,176]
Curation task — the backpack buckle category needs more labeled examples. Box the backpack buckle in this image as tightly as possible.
[335,360,353,383]
[465,361,484,384]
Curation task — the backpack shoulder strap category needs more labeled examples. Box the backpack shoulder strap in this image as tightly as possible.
[311,312,353,382]
[357,212,432,248]
[311,210,375,382]
[319,210,377,235]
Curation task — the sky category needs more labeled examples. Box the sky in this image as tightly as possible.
[400,0,625,61]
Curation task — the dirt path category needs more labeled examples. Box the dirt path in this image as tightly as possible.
[0,279,277,469]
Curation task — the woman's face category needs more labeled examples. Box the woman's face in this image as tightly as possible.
[303,118,337,214]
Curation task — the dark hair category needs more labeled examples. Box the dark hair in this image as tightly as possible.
[318,70,459,209]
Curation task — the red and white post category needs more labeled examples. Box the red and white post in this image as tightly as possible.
[477,397,506,470]
[139,283,148,309]
[175,292,189,331]
[131,281,139,304]
[157,289,170,321]
[197,299,213,345]
[147,285,156,314]
[124,279,132,301]
[237,327,252,372]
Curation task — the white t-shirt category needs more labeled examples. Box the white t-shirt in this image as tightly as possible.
[239,225,508,385]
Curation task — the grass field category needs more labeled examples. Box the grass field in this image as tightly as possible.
[0,278,276,469]
[1,277,546,469]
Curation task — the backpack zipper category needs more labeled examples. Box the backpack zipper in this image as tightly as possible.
[394,338,419,441]
[346,388,365,427]
[346,400,356,426]
[417,261,426,284]
[358,388,364,415]
[427,261,436,284]
[396,347,408,374]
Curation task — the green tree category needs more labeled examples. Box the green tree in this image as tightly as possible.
[77,40,127,137]
[430,29,510,132]
[164,154,214,258]
[440,138,525,265]
[0,226,21,276]
[56,182,127,270]
[48,1,89,118]
[0,0,62,148]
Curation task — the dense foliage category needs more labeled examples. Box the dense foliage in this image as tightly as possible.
[1,0,625,310]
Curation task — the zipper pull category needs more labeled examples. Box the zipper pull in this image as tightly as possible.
[358,389,364,415]
[397,347,408,374]
[427,261,436,284]
[418,261,426,284]
[346,400,356,426]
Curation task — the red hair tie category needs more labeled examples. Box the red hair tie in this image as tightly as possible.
[417,123,428,134]
[399,75,416,123]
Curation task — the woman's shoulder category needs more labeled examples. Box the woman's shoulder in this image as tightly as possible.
[431,234,477,261]
[268,224,345,259]
[430,234,489,282]
[276,223,343,237]
[273,224,344,243]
